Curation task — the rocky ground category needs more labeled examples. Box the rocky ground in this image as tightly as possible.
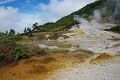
[47,54,120,80]
[0,23,120,80]
[63,23,120,55]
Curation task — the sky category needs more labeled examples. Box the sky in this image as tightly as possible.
[0,0,97,33]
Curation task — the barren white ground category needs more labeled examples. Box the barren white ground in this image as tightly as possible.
[47,56,120,80]
[47,23,120,80]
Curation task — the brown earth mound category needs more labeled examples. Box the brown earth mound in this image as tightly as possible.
[90,53,112,64]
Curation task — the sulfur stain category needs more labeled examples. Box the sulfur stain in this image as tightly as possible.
[90,53,112,64]
[0,53,91,80]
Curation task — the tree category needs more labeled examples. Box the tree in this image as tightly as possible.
[32,22,38,29]
[6,30,8,35]
[24,27,27,34]
[9,29,15,35]
[27,27,32,33]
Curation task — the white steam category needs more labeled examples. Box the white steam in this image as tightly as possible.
[109,0,120,22]
[71,0,120,30]
[71,10,102,30]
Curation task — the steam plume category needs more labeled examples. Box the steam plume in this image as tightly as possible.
[71,0,120,30]
[72,10,102,30]
[109,0,120,22]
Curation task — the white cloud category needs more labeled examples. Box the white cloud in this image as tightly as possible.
[0,6,19,33]
[0,0,15,5]
[18,12,59,33]
[0,6,59,33]
[0,0,97,33]
[38,0,96,17]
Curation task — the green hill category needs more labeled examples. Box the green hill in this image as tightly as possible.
[33,0,117,32]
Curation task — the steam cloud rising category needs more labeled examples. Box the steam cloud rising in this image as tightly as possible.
[72,10,102,30]
[71,0,120,30]
[109,0,120,22]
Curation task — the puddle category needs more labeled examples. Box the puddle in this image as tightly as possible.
[39,44,59,49]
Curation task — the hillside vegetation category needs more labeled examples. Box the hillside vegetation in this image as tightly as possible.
[0,33,48,67]
[33,0,116,32]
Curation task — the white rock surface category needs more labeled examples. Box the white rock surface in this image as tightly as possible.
[48,56,120,80]
[48,23,120,80]
[63,24,120,55]
[39,44,59,49]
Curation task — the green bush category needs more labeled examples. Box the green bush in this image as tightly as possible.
[36,49,48,56]
[10,36,23,41]
[14,46,30,61]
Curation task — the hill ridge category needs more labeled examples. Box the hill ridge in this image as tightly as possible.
[32,0,119,32]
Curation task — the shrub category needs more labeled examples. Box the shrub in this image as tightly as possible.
[36,49,48,56]
[14,46,30,61]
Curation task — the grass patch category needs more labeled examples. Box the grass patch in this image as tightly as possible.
[20,31,70,41]
[45,48,69,53]
[0,33,49,67]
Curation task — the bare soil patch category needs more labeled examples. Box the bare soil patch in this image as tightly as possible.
[0,52,91,80]
[90,53,112,64]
